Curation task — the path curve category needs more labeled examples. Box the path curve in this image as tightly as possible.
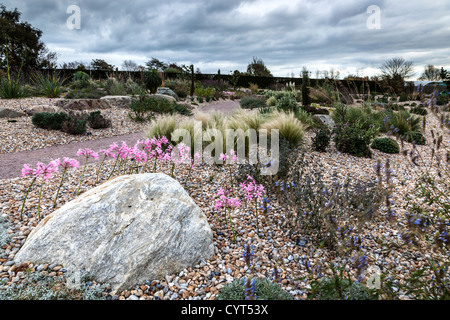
[0,100,241,180]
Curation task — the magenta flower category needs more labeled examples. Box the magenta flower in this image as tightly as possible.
[19,160,59,221]
[76,148,99,160]
[240,175,266,234]
[214,187,241,244]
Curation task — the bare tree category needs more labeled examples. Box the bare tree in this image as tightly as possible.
[418,65,441,81]
[122,60,139,72]
[380,57,414,93]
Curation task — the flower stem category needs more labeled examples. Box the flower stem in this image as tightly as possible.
[95,155,106,184]
[19,177,36,220]
[255,198,260,234]
[76,158,88,196]
[227,208,236,244]
[107,157,120,180]
[37,181,44,221]
[53,169,67,208]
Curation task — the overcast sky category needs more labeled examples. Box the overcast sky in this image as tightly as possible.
[3,0,450,79]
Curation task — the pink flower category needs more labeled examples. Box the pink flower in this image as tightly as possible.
[214,188,241,211]
[76,148,99,160]
[99,148,116,159]
[240,175,266,202]
[34,161,59,182]
[57,157,80,170]
[21,164,33,178]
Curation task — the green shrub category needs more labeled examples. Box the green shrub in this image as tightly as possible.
[0,271,106,300]
[387,110,421,136]
[33,72,66,98]
[276,95,298,112]
[216,277,292,300]
[65,88,106,99]
[86,111,112,129]
[240,96,267,109]
[312,127,332,152]
[32,112,69,130]
[437,94,449,106]
[105,77,127,96]
[309,277,377,300]
[333,121,378,158]
[410,106,428,115]
[404,131,426,145]
[371,137,400,154]
[129,96,192,122]
[144,69,162,93]
[399,92,408,102]
[71,71,91,89]
[165,79,190,99]
[0,76,23,99]
[267,96,277,107]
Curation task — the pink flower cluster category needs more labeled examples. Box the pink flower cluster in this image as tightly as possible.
[240,175,266,202]
[220,149,238,163]
[22,161,60,182]
[214,187,241,211]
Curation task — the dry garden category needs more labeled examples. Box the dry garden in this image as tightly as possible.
[0,67,449,301]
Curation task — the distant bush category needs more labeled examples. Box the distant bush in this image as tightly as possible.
[404,131,426,145]
[437,94,449,106]
[312,127,332,152]
[371,137,400,154]
[276,95,298,113]
[399,92,408,102]
[240,96,267,109]
[65,88,106,99]
[129,95,192,122]
[333,121,378,158]
[71,71,91,89]
[32,112,69,130]
[410,106,428,115]
[309,277,377,300]
[144,69,162,93]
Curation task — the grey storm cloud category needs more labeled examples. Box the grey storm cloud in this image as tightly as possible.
[2,0,449,77]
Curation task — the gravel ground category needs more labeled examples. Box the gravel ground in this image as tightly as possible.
[0,98,449,300]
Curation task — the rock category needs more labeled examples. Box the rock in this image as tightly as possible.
[14,173,215,293]
[312,115,335,128]
[151,94,177,103]
[100,96,132,109]
[0,108,26,119]
[55,99,111,110]
[156,87,179,101]
[24,105,64,116]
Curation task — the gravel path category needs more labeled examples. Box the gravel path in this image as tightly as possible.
[0,132,145,180]
[0,99,241,180]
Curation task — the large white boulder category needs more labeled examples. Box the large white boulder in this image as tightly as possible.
[14,173,214,293]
